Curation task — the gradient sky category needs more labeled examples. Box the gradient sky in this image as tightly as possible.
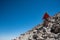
[0,0,60,40]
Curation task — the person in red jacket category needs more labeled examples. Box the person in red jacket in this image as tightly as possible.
[43,12,50,27]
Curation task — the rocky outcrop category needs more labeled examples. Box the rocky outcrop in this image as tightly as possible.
[13,12,60,40]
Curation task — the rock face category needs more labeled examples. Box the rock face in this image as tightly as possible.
[13,12,60,40]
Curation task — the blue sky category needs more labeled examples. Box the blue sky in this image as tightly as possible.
[0,0,60,40]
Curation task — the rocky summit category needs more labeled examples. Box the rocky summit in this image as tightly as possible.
[13,12,60,40]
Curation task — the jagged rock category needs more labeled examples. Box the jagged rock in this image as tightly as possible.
[13,12,60,40]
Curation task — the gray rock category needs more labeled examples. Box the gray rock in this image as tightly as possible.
[13,12,60,40]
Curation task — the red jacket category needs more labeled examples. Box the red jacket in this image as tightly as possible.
[43,13,50,19]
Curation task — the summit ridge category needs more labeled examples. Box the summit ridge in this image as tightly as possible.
[13,12,60,40]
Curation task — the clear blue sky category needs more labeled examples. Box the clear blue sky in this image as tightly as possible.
[0,0,60,40]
